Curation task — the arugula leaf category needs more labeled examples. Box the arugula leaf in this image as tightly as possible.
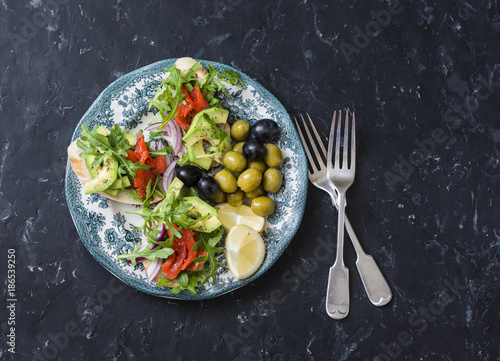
[191,114,230,160]
[193,228,225,286]
[148,62,244,131]
[126,190,193,241]
[158,271,201,295]
[148,62,200,129]
[78,124,149,179]
[200,65,244,97]
[117,242,174,265]
[149,148,173,157]
[123,184,226,295]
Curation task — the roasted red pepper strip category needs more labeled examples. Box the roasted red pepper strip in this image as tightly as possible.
[163,227,198,280]
[174,85,209,131]
[174,113,191,131]
[165,241,186,280]
[135,133,152,165]
[128,133,167,199]
[189,86,210,112]
[161,253,176,275]
[186,249,206,271]
[125,149,139,163]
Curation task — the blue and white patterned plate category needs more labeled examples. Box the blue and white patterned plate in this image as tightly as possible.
[65,59,308,300]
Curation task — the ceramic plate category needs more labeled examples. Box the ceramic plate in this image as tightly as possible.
[65,59,308,299]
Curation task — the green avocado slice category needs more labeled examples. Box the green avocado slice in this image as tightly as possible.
[182,196,222,233]
[108,176,131,190]
[184,107,229,138]
[84,156,119,194]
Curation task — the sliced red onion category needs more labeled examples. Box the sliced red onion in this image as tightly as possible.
[165,153,174,166]
[156,139,163,151]
[164,121,182,155]
[147,257,162,282]
[157,223,166,242]
[173,121,183,155]
[162,159,177,191]
[146,229,164,280]
[144,121,162,131]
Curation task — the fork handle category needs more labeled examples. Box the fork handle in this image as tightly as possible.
[326,192,349,319]
[329,196,392,306]
[344,216,392,306]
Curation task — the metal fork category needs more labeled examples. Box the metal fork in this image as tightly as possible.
[294,113,392,319]
[325,110,356,319]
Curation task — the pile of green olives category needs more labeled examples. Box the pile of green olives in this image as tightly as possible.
[212,119,284,217]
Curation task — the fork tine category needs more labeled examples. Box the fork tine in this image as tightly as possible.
[306,114,327,158]
[294,116,317,174]
[351,111,356,170]
[299,114,324,171]
[327,111,336,168]
[335,110,341,168]
[343,110,349,169]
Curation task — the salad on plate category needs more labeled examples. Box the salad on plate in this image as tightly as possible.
[67,57,286,295]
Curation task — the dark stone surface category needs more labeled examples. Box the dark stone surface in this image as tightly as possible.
[1,0,499,360]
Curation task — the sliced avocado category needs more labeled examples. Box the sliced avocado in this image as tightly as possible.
[182,196,222,233]
[186,134,232,170]
[104,188,119,196]
[162,178,221,233]
[166,177,185,200]
[108,176,131,190]
[183,127,217,147]
[212,135,232,163]
[85,154,99,178]
[182,107,231,170]
[85,155,129,188]
[184,107,229,138]
[186,141,213,170]
[96,125,108,136]
[123,133,136,145]
[84,156,119,194]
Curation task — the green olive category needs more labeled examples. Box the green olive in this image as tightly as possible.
[251,196,275,217]
[223,151,247,172]
[245,184,264,200]
[230,120,250,141]
[247,159,267,174]
[264,143,283,168]
[233,142,245,154]
[263,168,283,194]
[227,189,245,207]
[212,189,226,204]
[237,168,262,192]
[214,169,238,193]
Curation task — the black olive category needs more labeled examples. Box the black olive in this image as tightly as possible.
[176,165,203,187]
[249,119,279,143]
[197,176,219,200]
[243,140,266,160]
[247,130,258,140]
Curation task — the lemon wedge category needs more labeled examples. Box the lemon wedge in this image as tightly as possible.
[225,225,266,279]
[217,203,265,232]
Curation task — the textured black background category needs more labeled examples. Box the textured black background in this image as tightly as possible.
[1,1,499,360]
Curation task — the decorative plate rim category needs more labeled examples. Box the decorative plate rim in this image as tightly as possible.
[65,58,308,300]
